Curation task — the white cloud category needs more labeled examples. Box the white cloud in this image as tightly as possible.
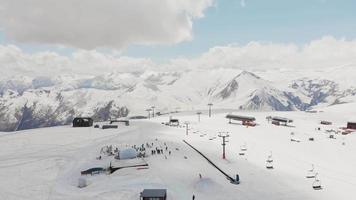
[169,36,356,71]
[0,45,157,78]
[0,0,213,49]
[1,36,356,78]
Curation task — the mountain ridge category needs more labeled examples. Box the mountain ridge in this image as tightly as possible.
[0,69,355,131]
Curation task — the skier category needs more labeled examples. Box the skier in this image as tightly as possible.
[199,174,202,179]
[192,194,195,200]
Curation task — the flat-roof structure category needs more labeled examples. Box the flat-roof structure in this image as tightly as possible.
[226,114,256,122]
[110,119,129,126]
[347,122,356,130]
[271,116,293,123]
[140,189,167,200]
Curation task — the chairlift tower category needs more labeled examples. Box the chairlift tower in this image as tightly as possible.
[145,108,152,119]
[218,131,230,159]
[184,121,190,135]
[208,103,213,118]
[151,106,155,118]
[197,111,202,122]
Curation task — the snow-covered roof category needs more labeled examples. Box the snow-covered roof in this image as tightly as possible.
[119,148,137,160]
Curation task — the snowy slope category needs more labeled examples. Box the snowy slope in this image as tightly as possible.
[1,69,356,131]
[0,109,355,199]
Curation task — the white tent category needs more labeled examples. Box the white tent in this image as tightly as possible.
[119,148,137,160]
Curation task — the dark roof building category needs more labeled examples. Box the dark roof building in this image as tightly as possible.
[271,116,293,123]
[169,118,179,126]
[347,122,356,130]
[72,117,93,127]
[226,114,256,122]
[140,189,167,200]
[321,120,332,125]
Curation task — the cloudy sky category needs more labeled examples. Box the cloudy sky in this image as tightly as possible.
[0,0,356,77]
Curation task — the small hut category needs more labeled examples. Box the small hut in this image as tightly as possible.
[169,118,179,126]
[140,189,167,200]
[72,117,93,127]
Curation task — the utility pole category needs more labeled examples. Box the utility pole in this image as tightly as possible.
[151,106,155,118]
[196,111,202,122]
[218,132,230,159]
[184,121,190,135]
[207,103,213,118]
[145,108,152,119]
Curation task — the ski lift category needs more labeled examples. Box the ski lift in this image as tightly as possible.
[266,152,274,169]
[240,144,247,151]
[266,160,274,169]
[312,173,322,190]
[239,144,247,155]
[306,164,316,178]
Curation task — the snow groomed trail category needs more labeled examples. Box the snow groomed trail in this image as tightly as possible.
[183,140,237,183]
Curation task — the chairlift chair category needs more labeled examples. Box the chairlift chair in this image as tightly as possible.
[312,173,323,190]
[266,160,274,169]
[306,164,316,178]
[267,152,273,162]
[240,144,247,151]
[312,179,322,190]
[266,152,274,169]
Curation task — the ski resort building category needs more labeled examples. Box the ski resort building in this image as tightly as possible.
[226,114,256,125]
[321,120,332,125]
[109,119,129,126]
[169,118,179,126]
[270,116,293,126]
[140,189,167,200]
[347,122,356,130]
[72,117,93,127]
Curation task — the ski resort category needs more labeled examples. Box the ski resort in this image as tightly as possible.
[1,0,356,200]
[0,105,355,200]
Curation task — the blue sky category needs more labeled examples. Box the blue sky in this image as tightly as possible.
[124,0,356,61]
[1,0,356,62]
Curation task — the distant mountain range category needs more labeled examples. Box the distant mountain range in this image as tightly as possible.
[1,69,355,131]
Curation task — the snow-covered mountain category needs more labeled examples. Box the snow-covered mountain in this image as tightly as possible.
[1,69,355,131]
